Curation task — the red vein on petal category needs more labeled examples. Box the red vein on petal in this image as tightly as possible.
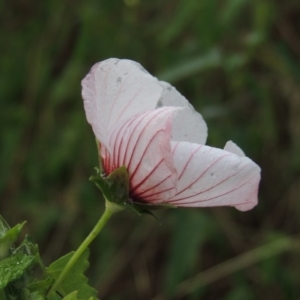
[107,66,133,130]
[102,64,110,134]
[169,164,246,203]
[178,144,203,180]
[174,148,227,197]
[102,146,111,174]
[171,141,180,154]
[126,108,168,171]
[115,86,143,122]
[169,174,257,206]
[117,117,138,167]
[131,174,172,198]
[110,116,137,167]
[122,110,153,167]
[114,130,123,167]
[130,129,165,180]
[130,159,164,192]
[112,125,124,165]
[141,186,175,201]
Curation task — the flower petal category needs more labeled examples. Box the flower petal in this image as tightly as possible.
[167,141,261,211]
[81,59,163,148]
[108,107,180,203]
[158,81,207,144]
[224,140,245,157]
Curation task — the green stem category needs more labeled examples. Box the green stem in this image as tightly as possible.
[47,200,123,297]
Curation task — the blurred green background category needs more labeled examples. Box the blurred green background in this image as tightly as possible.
[1,0,300,299]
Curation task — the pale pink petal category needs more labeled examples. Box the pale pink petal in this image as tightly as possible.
[224,140,245,157]
[158,81,207,144]
[81,59,163,148]
[167,141,260,211]
[107,107,180,203]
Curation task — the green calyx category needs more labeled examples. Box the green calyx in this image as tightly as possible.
[90,166,130,207]
[89,166,176,219]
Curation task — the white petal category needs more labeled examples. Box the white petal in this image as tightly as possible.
[224,140,245,157]
[168,141,261,211]
[81,58,163,148]
[158,81,207,144]
[108,107,179,203]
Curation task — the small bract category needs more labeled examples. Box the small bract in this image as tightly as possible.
[82,58,261,211]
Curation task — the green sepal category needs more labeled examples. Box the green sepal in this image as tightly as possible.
[90,166,129,205]
[124,202,177,222]
[124,203,160,221]
[132,202,177,211]
[95,139,104,175]
[0,220,26,259]
[90,166,177,219]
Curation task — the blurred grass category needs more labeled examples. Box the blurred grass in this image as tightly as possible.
[1,0,300,299]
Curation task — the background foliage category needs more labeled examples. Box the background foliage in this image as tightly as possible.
[1,0,300,299]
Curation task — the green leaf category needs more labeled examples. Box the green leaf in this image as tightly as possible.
[15,235,39,257]
[63,291,78,300]
[27,277,54,295]
[29,291,47,300]
[47,249,98,300]
[47,292,63,300]
[0,221,26,259]
[0,252,35,288]
[0,235,41,299]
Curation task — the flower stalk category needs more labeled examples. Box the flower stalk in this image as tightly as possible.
[47,200,123,296]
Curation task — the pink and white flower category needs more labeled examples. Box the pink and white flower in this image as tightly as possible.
[82,58,261,211]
